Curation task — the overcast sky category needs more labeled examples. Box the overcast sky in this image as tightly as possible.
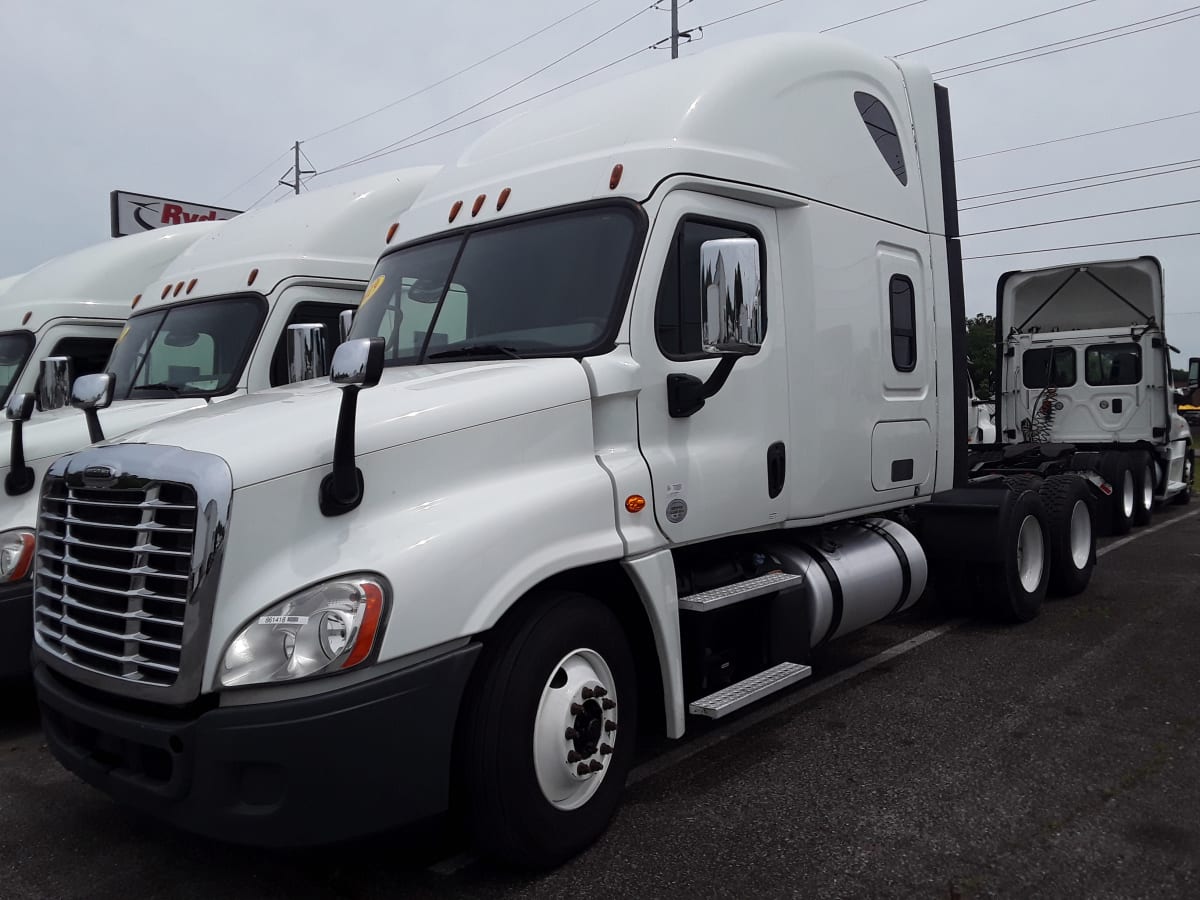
[3,0,1198,364]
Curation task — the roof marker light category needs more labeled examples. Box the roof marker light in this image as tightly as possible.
[610,164,624,190]
[449,200,463,223]
[161,284,172,300]
[186,278,197,295]
[496,188,511,211]
[386,222,399,243]
[472,194,486,217]
[173,281,184,297]
[131,293,142,309]
[248,268,259,286]
[20,312,31,326]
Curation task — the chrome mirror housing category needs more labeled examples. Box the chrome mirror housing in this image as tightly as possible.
[330,337,385,388]
[38,357,72,411]
[286,323,329,384]
[6,392,34,423]
[338,309,355,344]
[700,237,763,354]
[71,373,115,411]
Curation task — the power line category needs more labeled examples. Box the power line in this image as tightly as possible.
[247,182,289,211]
[935,5,1200,79]
[957,109,1200,163]
[960,156,1200,201]
[696,0,929,32]
[217,148,292,203]
[964,230,1200,261]
[302,0,608,143]
[320,5,655,176]
[962,197,1200,237]
[959,162,1200,211]
[898,0,1099,56]
[319,48,651,177]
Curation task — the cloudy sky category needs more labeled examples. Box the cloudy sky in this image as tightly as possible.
[3,0,1198,364]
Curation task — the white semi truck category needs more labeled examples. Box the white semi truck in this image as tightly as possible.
[30,35,1100,866]
[971,258,1193,533]
[0,169,436,678]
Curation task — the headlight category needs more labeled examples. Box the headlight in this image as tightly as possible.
[0,529,35,583]
[219,575,389,688]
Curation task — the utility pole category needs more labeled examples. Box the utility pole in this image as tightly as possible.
[671,0,679,59]
[279,140,316,194]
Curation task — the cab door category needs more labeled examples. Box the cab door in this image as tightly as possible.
[632,192,788,544]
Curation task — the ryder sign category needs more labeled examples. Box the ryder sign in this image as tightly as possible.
[110,190,242,237]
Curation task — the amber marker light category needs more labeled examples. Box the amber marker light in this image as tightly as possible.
[472,194,486,217]
[496,187,511,210]
[386,222,399,243]
[160,284,172,299]
[610,163,624,190]
[247,268,259,286]
[131,293,142,309]
[186,278,197,294]
[449,200,463,222]
[20,311,31,325]
[625,494,646,513]
[342,581,386,669]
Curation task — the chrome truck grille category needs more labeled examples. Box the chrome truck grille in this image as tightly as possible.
[33,446,232,703]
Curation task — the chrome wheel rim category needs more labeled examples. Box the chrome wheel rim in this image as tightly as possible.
[1142,464,1154,511]
[1122,470,1135,519]
[1069,499,1091,569]
[533,648,618,811]
[1016,514,1045,593]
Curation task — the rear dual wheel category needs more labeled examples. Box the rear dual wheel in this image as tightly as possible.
[1038,475,1096,596]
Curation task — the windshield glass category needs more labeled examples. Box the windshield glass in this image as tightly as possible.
[108,296,266,399]
[0,331,35,404]
[352,205,643,364]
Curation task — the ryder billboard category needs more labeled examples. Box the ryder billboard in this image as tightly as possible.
[110,190,242,238]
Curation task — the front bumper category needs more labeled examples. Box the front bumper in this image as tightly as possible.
[35,643,481,846]
[0,581,33,679]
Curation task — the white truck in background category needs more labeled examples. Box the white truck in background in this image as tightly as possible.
[0,168,436,679]
[972,258,1193,534]
[31,34,1102,866]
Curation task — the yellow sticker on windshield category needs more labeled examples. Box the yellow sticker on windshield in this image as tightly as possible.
[361,274,385,307]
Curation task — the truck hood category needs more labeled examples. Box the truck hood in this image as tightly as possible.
[998,257,1164,334]
[0,397,210,467]
[102,359,593,489]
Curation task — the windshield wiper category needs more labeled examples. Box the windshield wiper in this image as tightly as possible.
[426,344,525,361]
[131,382,185,395]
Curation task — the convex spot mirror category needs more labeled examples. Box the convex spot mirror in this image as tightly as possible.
[71,372,115,411]
[700,237,763,356]
[5,392,33,423]
[408,278,445,304]
[330,337,385,388]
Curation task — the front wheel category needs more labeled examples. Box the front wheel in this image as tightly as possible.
[1133,453,1155,526]
[458,591,637,868]
[1172,449,1194,505]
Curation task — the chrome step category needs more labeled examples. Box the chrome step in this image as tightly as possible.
[678,571,803,612]
[688,661,813,719]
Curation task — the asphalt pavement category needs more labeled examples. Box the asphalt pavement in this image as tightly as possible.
[2,504,1198,899]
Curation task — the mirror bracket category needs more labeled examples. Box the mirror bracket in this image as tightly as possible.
[668,354,740,418]
[5,393,36,496]
[319,338,384,517]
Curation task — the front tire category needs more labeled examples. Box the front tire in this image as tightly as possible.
[459,591,637,868]
[1039,475,1096,596]
[1172,448,1194,505]
[1133,452,1155,526]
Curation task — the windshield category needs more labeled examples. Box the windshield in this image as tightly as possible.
[351,205,644,364]
[108,295,266,399]
[0,330,35,404]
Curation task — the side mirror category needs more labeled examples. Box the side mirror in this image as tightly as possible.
[38,357,72,412]
[668,238,763,418]
[71,372,115,444]
[4,393,35,496]
[321,337,386,516]
[286,323,329,384]
[338,309,355,343]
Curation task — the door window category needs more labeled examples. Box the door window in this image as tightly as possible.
[269,300,360,386]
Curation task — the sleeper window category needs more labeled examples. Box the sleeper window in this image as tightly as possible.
[889,275,917,372]
[855,92,908,185]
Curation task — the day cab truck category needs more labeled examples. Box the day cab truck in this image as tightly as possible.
[0,168,436,678]
[31,34,1102,867]
[1177,355,1200,431]
[969,258,1193,535]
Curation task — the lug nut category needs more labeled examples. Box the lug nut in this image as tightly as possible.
[567,750,581,763]
[565,727,578,740]
[604,720,617,733]
[593,686,608,698]
[581,686,594,700]
[601,698,616,710]
[571,702,585,715]
[600,743,613,755]
[577,763,590,776]
[589,760,604,773]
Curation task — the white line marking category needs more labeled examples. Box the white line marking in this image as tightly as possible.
[428,506,1199,871]
[1097,506,1200,557]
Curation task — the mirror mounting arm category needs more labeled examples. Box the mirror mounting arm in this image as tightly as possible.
[668,353,741,418]
[319,337,384,517]
[5,394,35,496]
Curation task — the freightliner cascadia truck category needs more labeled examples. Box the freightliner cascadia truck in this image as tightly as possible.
[0,169,436,678]
[31,34,1103,865]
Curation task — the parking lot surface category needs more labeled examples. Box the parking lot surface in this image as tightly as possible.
[2,506,1199,899]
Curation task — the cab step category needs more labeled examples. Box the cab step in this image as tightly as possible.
[678,571,803,612]
[687,661,813,718]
